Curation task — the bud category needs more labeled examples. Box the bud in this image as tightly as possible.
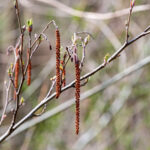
[20,97,25,105]
[38,35,43,44]
[7,68,12,77]
[60,64,63,71]
[22,25,26,33]
[104,53,110,63]
[84,35,90,46]
[130,0,135,8]
[22,61,25,66]
[27,19,33,33]
[10,63,14,70]
[50,76,56,81]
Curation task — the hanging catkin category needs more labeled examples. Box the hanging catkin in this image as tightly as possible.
[14,47,19,99]
[27,49,31,86]
[75,60,80,134]
[55,28,61,98]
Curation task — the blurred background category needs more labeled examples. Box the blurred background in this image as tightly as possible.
[0,0,150,150]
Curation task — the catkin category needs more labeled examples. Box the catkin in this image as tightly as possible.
[75,60,80,135]
[27,49,31,86]
[14,48,19,99]
[55,29,61,98]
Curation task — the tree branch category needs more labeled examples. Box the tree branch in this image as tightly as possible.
[6,53,150,140]
[0,26,149,142]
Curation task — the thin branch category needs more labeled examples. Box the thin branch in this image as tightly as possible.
[125,5,133,42]
[14,0,22,34]
[31,20,57,49]
[6,54,150,140]
[6,0,26,137]
[33,80,56,116]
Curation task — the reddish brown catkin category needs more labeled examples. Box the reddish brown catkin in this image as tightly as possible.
[14,47,20,99]
[55,28,61,98]
[75,60,80,135]
[27,49,31,86]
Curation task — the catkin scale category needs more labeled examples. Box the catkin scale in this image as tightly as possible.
[14,48,19,99]
[55,29,61,98]
[27,49,31,86]
[75,60,80,135]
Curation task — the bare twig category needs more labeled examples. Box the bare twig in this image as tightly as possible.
[125,2,134,42]
[14,0,22,34]
[31,20,57,49]
[33,80,56,116]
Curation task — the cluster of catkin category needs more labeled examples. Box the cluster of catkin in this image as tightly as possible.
[55,28,81,134]
[14,26,81,134]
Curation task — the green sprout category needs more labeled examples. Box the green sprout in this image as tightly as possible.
[27,19,33,32]
[20,97,25,105]
[104,53,110,63]
[27,19,33,27]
